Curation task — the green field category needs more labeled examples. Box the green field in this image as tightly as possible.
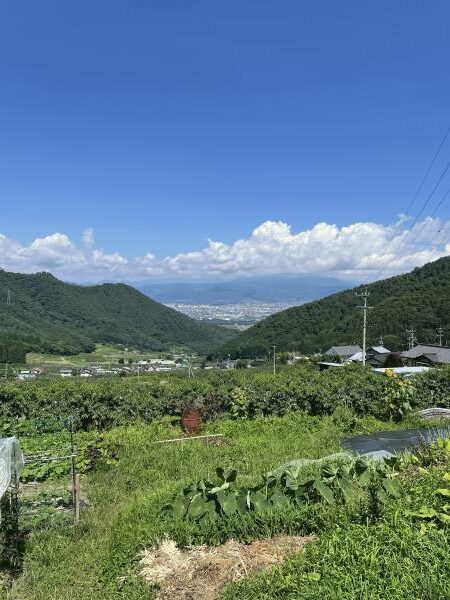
[26,343,174,368]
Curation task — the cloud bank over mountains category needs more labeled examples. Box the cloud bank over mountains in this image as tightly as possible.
[1,217,449,283]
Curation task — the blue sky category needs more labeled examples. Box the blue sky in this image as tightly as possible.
[1,1,450,282]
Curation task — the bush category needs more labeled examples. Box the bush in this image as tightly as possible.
[0,364,447,432]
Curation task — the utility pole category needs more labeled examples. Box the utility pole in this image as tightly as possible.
[437,326,444,347]
[378,335,384,346]
[406,328,417,351]
[6,289,11,305]
[187,355,194,378]
[355,289,372,367]
[271,345,276,375]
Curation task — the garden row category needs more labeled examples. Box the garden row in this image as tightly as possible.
[0,364,449,432]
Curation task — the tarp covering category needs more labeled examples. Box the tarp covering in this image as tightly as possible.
[0,436,24,500]
[267,450,394,479]
[267,452,354,478]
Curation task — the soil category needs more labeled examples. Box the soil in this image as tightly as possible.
[139,533,312,599]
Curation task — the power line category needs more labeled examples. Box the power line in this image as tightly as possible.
[380,156,450,279]
[406,156,450,231]
[404,126,450,216]
[416,186,450,266]
[374,126,450,281]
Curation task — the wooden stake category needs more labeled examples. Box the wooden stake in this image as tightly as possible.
[75,474,80,523]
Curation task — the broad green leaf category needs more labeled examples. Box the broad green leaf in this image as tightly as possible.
[435,488,450,498]
[172,496,187,518]
[408,506,438,519]
[377,489,389,504]
[337,476,353,502]
[251,491,271,513]
[382,478,401,498]
[269,491,291,508]
[203,499,217,518]
[217,490,238,516]
[216,467,225,482]
[235,491,248,513]
[313,478,335,505]
[356,469,372,487]
[187,493,207,520]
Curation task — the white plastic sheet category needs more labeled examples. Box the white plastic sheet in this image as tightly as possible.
[0,436,24,500]
[267,450,395,479]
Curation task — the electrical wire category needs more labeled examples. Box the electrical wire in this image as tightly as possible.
[374,127,450,281]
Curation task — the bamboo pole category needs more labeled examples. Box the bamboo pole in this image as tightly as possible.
[152,434,224,444]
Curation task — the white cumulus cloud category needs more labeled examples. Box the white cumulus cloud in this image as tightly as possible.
[0,217,449,283]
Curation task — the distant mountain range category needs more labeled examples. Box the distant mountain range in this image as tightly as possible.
[210,256,450,358]
[135,275,353,305]
[0,270,235,355]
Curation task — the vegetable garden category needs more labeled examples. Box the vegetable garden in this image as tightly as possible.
[0,363,448,599]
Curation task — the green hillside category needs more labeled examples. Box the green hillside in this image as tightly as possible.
[212,256,450,358]
[0,270,235,355]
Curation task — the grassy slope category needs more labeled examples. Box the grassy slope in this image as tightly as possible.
[224,520,450,599]
[224,459,450,600]
[7,413,449,600]
[212,255,450,357]
[11,413,383,600]
[0,270,235,354]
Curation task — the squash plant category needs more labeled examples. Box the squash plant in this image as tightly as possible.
[164,457,402,523]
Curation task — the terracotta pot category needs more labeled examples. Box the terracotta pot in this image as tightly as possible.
[181,408,201,435]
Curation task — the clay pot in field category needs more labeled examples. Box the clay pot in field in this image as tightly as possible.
[181,408,201,435]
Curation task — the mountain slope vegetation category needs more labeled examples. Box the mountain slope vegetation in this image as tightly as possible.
[212,256,450,357]
[0,270,235,355]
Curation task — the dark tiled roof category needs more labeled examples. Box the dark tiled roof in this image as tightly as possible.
[325,345,362,357]
[402,345,450,364]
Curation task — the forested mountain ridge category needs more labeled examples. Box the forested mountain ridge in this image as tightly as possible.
[211,256,450,358]
[0,270,235,356]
